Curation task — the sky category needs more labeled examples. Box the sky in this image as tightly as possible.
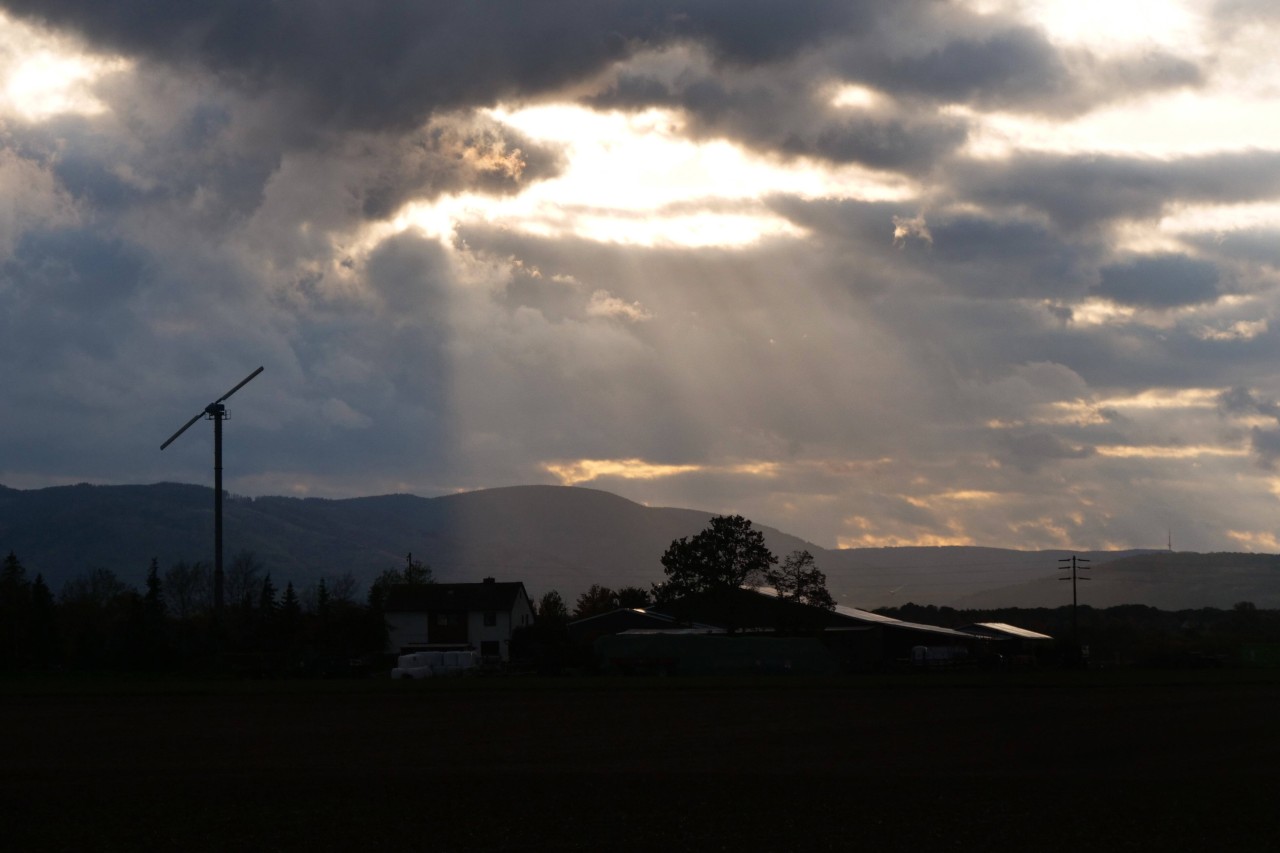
[2,0,1279,553]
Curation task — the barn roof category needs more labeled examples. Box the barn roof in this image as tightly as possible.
[960,622,1054,641]
[749,586,977,640]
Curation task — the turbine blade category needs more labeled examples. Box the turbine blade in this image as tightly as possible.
[160,410,205,450]
[215,366,264,404]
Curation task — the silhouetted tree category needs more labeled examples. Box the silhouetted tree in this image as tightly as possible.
[225,551,263,610]
[315,578,330,616]
[164,560,210,620]
[767,550,835,610]
[366,555,435,656]
[369,554,435,609]
[144,558,167,621]
[327,572,360,605]
[573,584,618,619]
[282,582,300,617]
[402,553,434,585]
[537,590,569,626]
[259,574,278,616]
[29,574,57,669]
[280,581,300,635]
[59,568,133,669]
[0,551,32,669]
[652,515,776,605]
[616,586,652,609]
[138,558,170,668]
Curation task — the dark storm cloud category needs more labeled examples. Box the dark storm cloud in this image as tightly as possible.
[1,0,890,133]
[1185,229,1280,270]
[995,430,1096,473]
[589,70,969,171]
[766,195,1102,302]
[353,115,565,220]
[1218,386,1279,418]
[913,213,1098,300]
[579,0,1202,172]
[1218,388,1280,469]
[1,227,147,331]
[868,26,1068,102]
[1248,426,1280,469]
[952,150,1280,230]
[826,5,1202,116]
[879,35,1199,113]
[1092,254,1221,308]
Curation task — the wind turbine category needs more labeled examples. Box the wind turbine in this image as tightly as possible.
[161,366,264,616]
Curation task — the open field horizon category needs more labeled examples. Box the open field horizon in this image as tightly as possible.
[4,672,1279,850]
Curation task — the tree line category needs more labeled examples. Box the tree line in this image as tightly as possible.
[878,600,1280,667]
[0,549,436,675]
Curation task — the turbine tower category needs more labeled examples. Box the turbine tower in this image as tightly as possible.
[161,366,264,616]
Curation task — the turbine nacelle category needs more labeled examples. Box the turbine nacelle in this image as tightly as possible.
[161,366,263,451]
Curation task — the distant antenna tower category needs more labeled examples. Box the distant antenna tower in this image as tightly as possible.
[160,366,264,616]
[1168,530,1173,552]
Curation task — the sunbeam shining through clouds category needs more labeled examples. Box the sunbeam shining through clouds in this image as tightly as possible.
[2,0,1280,551]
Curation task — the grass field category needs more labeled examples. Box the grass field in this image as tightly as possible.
[3,671,1279,851]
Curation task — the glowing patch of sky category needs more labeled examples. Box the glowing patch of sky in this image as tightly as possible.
[0,13,126,120]
[397,104,912,248]
[989,389,1228,429]
[1226,529,1280,551]
[1094,445,1247,459]
[964,93,1280,160]
[838,514,976,548]
[1021,0,1205,53]
[905,490,1004,509]
[1158,201,1280,237]
[544,457,780,486]
[1093,388,1223,409]
[1195,319,1269,341]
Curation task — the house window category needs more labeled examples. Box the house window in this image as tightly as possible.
[483,611,497,627]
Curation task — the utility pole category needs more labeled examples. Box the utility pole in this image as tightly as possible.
[1059,554,1090,664]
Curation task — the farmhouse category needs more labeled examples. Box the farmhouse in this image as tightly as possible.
[384,578,535,662]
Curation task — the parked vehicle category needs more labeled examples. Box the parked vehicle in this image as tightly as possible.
[390,649,480,679]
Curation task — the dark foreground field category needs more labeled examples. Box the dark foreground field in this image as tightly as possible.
[3,672,1279,851]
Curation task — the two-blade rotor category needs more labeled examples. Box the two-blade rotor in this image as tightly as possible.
[160,366,264,450]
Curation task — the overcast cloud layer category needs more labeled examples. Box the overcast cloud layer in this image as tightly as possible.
[3,0,1280,556]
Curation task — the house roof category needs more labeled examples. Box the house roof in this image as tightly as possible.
[384,581,530,613]
[829,603,978,640]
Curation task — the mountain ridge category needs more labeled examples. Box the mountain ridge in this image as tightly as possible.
[1,481,1267,609]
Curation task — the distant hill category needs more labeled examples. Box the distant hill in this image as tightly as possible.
[0,483,817,600]
[953,551,1280,610]
[0,482,1262,609]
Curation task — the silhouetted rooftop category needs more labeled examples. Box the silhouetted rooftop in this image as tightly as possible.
[384,581,529,612]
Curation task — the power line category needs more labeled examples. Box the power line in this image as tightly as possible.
[1058,554,1090,660]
